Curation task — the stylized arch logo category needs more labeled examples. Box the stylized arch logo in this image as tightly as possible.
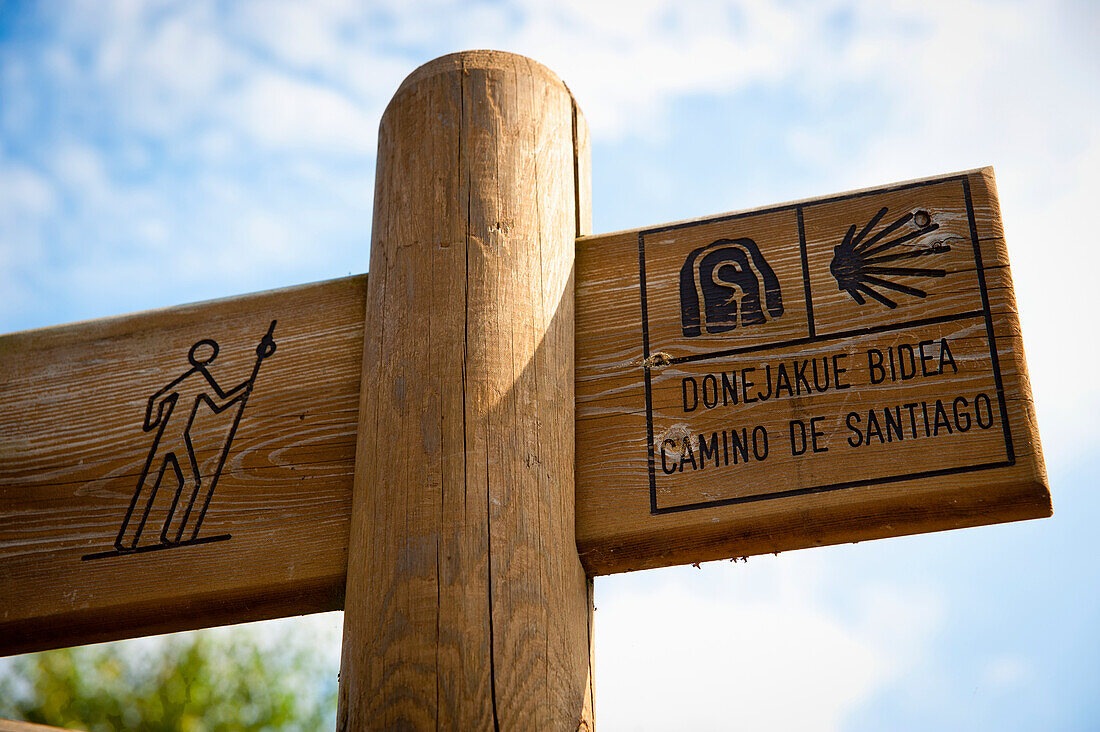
[679,238,784,337]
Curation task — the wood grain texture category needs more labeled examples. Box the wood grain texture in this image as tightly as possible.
[335,51,593,730]
[573,98,597,731]
[0,276,365,655]
[0,167,1050,659]
[574,168,1051,575]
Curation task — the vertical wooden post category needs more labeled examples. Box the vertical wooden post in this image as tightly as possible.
[338,51,594,730]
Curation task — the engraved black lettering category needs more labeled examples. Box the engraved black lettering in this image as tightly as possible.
[918,339,935,377]
[868,348,885,384]
[741,367,758,404]
[729,428,749,464]
[789,420,807,456]
[952,396,971,432]
[794,359,811,395]
[698,432,720,469]
[940,338,957,374]
[752,426,769,461]
[846,412,863,447]
[812,358,829,392]
[866,410,884,444]
[899,343,917,380]
[661,439,678,475]
[679,437,698,472]
[884,406,904,442]
[976,392,994,429]
[810,416,828,453]
[757,364,773,401]
[833,353,851,390]
[702,374,718,409]
[722,371,738,406]
[682,377,699,412]
[933,399,952,435]
[775,363,794,398]
[903,402,920,439]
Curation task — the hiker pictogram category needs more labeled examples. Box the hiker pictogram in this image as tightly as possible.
[82,320,277,560]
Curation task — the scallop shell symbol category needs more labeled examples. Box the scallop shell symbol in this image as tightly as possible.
[829,207,951,309]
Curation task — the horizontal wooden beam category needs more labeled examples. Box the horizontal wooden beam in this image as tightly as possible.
[1,276,365,655]
[0,169,1049,656]
[573,168,1049,573]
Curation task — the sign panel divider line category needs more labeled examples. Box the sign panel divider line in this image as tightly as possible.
[650,459,1017,515]
[963,177,1016,465]
[797,205,815,339]
[638,231,658,514]
[635,174,970,237]
[666,309,988,367]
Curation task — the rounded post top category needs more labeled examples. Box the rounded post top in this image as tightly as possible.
[391,49,576,104]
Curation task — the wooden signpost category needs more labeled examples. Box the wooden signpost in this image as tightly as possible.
[573,169,1050,573]
[0,51,1050,730]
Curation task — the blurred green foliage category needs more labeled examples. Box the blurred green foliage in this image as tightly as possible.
[0,621,338,731]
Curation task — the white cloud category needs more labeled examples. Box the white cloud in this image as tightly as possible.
[1,3,1095,726]
[789,1,1100,469]
[226,71,376,154]
[595,555,944,731]
[464,0,834,138]
[981,654,1031,691]
[0,159,56,323]
[0,163,56,221]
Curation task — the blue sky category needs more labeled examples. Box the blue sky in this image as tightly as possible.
[1,0,1098,729]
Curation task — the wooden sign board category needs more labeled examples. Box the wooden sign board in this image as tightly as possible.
[0,168,1049,655]
[0,277,365,654]
[574,168,1050,573]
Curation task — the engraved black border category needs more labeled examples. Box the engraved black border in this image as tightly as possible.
[640,175,1015,515]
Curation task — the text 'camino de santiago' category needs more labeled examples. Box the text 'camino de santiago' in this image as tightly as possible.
[661,336,999,476]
